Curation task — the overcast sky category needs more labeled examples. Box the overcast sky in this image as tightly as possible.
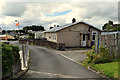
[0,1,119,30]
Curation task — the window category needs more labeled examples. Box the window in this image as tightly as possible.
[83,34,85,41]
[55,35,56,40]
[53,35,54,40]
[92,31,98,35]
[52,35,56,40]
[92,31,97,41]
[88,34,90,40]
[93,35,95,40]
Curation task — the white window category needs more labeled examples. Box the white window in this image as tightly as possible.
[52,35,56,40]
[52,35,54,39]
[92,31,98,41]
[55,35,56,40]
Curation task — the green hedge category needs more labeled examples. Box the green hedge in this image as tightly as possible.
[2,43,20,77]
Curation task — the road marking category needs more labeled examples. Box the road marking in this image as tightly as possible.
[55,50,82,65]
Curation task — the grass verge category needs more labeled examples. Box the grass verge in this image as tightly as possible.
[82,60,119,79]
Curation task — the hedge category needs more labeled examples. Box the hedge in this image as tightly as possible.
[2,43,20,77]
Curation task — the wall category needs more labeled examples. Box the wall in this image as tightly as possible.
[57,31,80,47]
[19,39,65,50]
[45,32,57,43]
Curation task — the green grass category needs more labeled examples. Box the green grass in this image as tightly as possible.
[93,62,118,78]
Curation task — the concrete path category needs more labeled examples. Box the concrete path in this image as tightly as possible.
[57,50,89,63]
[21,45,101,78]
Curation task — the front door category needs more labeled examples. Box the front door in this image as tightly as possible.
[81,34,86,47]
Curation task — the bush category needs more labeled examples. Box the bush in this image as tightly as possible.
[85,45,114,64]
[2,43,20,77]
[85,45,96,64]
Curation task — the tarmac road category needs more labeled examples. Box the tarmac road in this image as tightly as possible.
[22,45,101,79]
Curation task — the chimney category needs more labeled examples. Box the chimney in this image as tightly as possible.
[57,25,59,27]
[54,25,56,27]
[72,18,76,23]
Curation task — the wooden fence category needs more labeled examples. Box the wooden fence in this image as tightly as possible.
[99,32,120,58]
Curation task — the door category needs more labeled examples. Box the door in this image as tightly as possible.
[81,34,86,47]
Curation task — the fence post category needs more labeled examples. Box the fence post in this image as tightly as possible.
[118,33,120,58]
[22,45,26,68]
[116,33,119,58]
[25,41,29,67]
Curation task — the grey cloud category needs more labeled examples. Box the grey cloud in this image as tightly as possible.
[2,3,26,17]
[79,3,118,21]
[1,2,118,30]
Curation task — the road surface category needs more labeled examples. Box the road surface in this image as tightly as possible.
[21,45,101,78]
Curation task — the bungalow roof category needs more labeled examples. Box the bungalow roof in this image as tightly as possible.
[45,21,102,33]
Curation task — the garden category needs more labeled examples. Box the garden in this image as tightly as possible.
[82,45,119,79]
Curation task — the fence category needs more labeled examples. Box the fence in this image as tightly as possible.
[19,41,29,70]
[98,32,120,58]
[19,39,65,50]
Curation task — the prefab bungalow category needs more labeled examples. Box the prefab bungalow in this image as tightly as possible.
[44,21,102,48]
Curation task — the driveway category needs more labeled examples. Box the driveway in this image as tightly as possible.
[21,45,101,78]
[57,50,89,63]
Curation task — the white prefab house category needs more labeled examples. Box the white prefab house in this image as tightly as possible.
[44,21,102,47]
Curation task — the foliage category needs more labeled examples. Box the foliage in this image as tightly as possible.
[23,25,45,31]
[85,45,96,64]
[2,30,6,34]
[28,33,35,39]
[85,45,114,64]
[102,20,120,31]
[83,45,119,79]
[14,35,19,39]
[2,43,20,76]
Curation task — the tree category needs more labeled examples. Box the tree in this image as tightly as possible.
[28,33,35,39]
[102,20,120,31]
[108,20,113,25]
[23,25,45,31]
[2,30,6,34]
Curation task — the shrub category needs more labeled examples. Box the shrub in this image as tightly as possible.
[85,45,114,64]
[85,45,96,64]
[2,43,20,77]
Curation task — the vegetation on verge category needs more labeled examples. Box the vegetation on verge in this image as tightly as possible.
[82,45,119,79]
[2,43,20,77]
[94,62,118,78]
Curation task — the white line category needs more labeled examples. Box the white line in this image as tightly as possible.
[55,51,81,65]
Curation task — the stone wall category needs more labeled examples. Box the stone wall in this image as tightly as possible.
[19,39,65,50]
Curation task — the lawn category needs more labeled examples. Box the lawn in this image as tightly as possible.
[93,62,119,79]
